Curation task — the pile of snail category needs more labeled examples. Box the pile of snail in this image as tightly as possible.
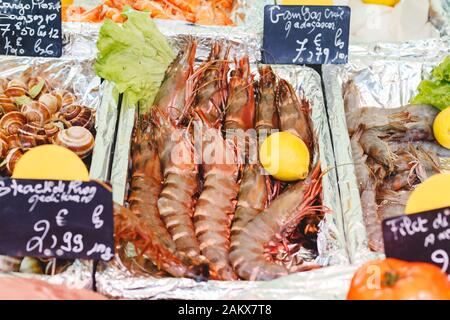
[0,76,96,175]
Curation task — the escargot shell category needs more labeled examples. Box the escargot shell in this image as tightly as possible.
[54,126,94,159]
[19,257,43,274]
[21,101,51,125]
[18,123,48,148]
[58,90,77,108]
[4,79,28,98]
[60,105,95,131]
[0,94,17,113]
[39,93,61,115]
[0,132,7,158]
[0,78,8,94]
[43,121,63,141]
[5,147,24,175]
[28,77,51,99]
[0,111,27,135]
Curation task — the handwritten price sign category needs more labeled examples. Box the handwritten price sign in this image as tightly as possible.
[382,208,450,274]
[0,0,62,57]
[262,5,350,65]
[0,179,114,261]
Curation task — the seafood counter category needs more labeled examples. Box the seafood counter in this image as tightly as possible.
[96,35,347,298]
[323,39,450,264]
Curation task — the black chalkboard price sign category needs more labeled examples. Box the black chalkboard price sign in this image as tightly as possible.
[382,208,450,274]
[0,0,62,57]
[262,5,350,65]
[0,178,114,261]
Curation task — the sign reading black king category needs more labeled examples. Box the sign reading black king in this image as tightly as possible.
[382,207,450,274]
[262,5,350,65]
[0,178,114,261]
[0,0,62,57]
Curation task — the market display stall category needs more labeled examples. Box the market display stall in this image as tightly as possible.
[0,0,449,300]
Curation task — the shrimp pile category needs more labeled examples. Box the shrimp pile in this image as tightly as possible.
[114,40,325,281]
[344,81,450,252]
[63,0,235,26]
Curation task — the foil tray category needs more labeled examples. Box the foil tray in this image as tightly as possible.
[0,32,119,290]
[96,32,350,298]
[322,37,450,265]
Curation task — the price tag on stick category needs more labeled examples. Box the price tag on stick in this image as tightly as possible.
[382,208,450,274]
[0,0,62,57]
[262,5,350,65]
[0,178,114,261]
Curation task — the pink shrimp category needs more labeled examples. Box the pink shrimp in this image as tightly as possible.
[230,163,323,281]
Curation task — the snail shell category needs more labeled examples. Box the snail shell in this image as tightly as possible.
[60,105,95,131]
[18,123,48,148]
[5,147,25,175]
[21,101,51,125]
[28,77,51,98]
[54,126,94,159]
[0,94,18,113]
[44,122,62,141]
[0,132,7,158]
[6,134,21,149]
[39,93,61,115]
[56,90,77,108]
[4,79,28,98]
[19,257,43,274]
[0,111,27,135]
[8,79,27,90]
[0,78,8,94]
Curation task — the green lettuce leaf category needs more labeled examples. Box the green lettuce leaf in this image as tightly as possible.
[411,80,450,111]
[432,55,450,82]
[411,55,450,111]
[94,8,175,109]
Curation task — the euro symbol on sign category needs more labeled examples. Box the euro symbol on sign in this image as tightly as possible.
[56,209,69,227]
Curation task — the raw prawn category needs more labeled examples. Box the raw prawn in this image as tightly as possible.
[276,79,314,155]
[256,66,279,133]
[114,203,207,280]
[152,109,201,259]
[224,56,255,131]
[230,163,322,281]
[153,40,197,122]
[188,42,230,127]
[193,125,239,280]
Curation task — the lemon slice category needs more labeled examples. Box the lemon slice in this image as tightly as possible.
[259,132,310,182]
[12,145,89,181]
[362,0,400,7]
[405,174,450,214]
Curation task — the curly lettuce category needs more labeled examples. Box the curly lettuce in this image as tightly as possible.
[411,55,450,110]
[94,8,174,108]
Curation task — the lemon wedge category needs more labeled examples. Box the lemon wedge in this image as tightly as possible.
[259,132,310,182]
[433,107,450,150]
[405,174,450,214]
[362,0,400,7]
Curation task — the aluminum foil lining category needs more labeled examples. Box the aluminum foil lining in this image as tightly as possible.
[97,29,349,298]
[322,38,450,265]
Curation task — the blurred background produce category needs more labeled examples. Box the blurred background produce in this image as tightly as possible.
[63,0,236,25]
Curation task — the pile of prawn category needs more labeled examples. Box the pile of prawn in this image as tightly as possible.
[114,40,325,281]
[344,81,450,252]
[63,0,235,26]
